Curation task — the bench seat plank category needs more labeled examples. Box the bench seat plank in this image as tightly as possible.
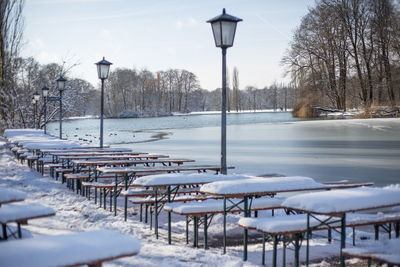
[0,203,55,224]
[164,197,285,216]
[238,212,400,234]
[342,239,400,265]
[0,188,26,205]
[0,230,141,267]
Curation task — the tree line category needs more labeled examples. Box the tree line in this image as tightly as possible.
[103,66,295,118]
[283,0,400,117]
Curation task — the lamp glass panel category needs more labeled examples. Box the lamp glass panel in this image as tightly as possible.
[211,21,222,47]
[221,20,237,47]
[97,64,110,79]
[57,80,65,91]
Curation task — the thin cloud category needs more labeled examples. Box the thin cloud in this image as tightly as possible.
[256,14,290,41]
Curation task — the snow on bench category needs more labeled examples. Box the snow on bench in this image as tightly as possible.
[0,203,55,224]
[0,230,141,267]
[282,187,400,214]
[129,194,223,205]
[0,188,26,205]
[164,197,285,216]
[121,186,201,197]
[342,239,400,265]
[238,212,400,234]
[0,203,55,240]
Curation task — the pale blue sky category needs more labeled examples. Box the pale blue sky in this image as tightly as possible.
[22,0,315,90]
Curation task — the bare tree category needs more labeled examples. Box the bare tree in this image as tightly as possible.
[232,67,240,112]
[0,0,24,128]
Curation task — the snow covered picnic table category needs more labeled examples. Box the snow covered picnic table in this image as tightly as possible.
[131,173,247,243]
[0,230,141,267]
[342,239,400,266]
[164,197,286,249]
[1,203,55,240]
[281,187,400,267]
[238,212,400,266]
[68,158,196,192]
[198,176,373,261]
[0,188,26,205]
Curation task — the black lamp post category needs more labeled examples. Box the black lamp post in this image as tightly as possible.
[31,97,36,128]
[207,8,242,175]
[56,76,67,139]
[95,57,112,148]
[41,86,49,134]
[33,92,40,129]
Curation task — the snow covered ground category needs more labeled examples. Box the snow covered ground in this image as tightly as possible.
[0,137,397,266]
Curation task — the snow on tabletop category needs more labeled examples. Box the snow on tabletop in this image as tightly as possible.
[163,197,285,214]
[200,176,325,195]
[282,187,400,214]
[97,166,152,173]
[0,203,55,223]
[0,230,141,267]
[342,239,400,264]
[133,172,254,186]
[3,129,45,139]
[240,214,329,234]
[0,187,26,204]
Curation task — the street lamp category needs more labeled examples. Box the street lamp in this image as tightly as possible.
[41,86,49,134]
[207,8,242,175]
[95,57,112,148]
[33,91,40,129]
[56,76,67,139]
[31,97,36,128]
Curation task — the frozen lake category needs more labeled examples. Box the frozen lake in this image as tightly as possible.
[47,112,400,186]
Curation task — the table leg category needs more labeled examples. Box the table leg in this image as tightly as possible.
[223,196,227,254]
[186,216,189,244]
[124,196,128,221]
[262,233,265,265]
[273,235,277,267]
[204,214,208,250]
[243,196,249,261]
[294,233,300,267]
[155,188,158,239]
[168,186,172,245]
[114,175,117,216]
[306,213,310,267]
[340,213,346,267]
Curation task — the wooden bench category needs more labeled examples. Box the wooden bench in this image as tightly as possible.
[0,203,55,240]
[0,229,140,267]
[0,188,27,206]
[164,197,285,248]
[238,212,400,266]
[342,239,400,266]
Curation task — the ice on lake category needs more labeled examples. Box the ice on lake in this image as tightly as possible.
[48,113,400,186]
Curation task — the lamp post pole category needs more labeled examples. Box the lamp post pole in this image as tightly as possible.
[33,92,40,129]
[100,77,105,148]
[95,57,112,148]
[44,96,47,134]
[221,47,227,174]
[56,76,67,139]
[42,86,49,134]
[34,100,37,129]
[207,8,242,175]
[59,90,63,138]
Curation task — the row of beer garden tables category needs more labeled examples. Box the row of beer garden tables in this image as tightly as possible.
[32,146,399,266]
[128,174,375,261]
